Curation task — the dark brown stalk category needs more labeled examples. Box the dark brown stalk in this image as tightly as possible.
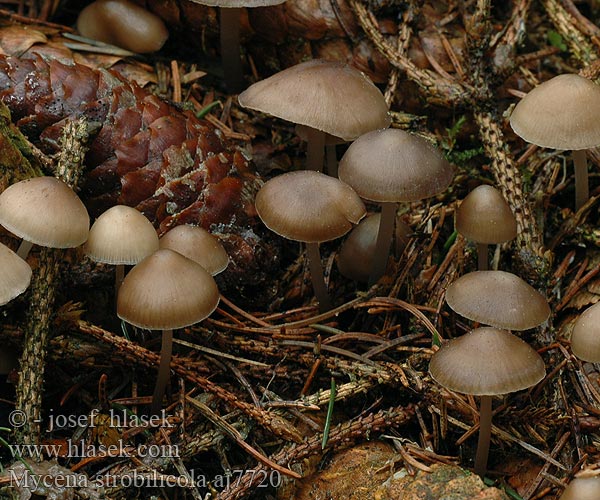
[474,395,493,477]
[151,329,173,415]
[220,7,244,93]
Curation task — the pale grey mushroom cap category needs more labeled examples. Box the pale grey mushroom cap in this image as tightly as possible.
[0,177,89,249]
[510,74,600,151]
[338,128,453,203]
[0,243,32,306]
[238,59,390,142]
[559,474,600,500]
[445,270,550,330]
[429,327,546,396]
[456,185,517,244]
[85,205,159,265]
[571,301,600,362]
[255,170,366,243]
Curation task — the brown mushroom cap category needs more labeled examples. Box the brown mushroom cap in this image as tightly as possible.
[429,327,546,396]
[559,475,600,500]
[456,185,517,244]
[77,0,169,54]
[571,301,600,362]
[255,170,366,243]
[159,225,229,276]
[238,59,390,142]
[445,270,550,330]
[0,243,32,306]
[509,74,600,150]
[85,205,159,265]
[0,177,89,249]
[337,213,412,282]
[338,128,454,203]
[117,249,220,330]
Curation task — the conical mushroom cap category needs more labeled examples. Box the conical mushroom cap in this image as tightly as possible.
[456,185,517,244]
[255,170,366,243]
[0,243,31,306]
[445,270,550,330]
[337,213,412,282]
[159,225,229,276]
[0,177,89,248]
[85,205,159,265]
[571,301,600,362]
[509,74,600,150]
[338,128,453,203]
[117,249,220,330]
[238,59,390,142]
[429,327,546,396]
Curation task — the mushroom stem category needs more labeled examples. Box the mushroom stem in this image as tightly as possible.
[16,240,34,260]
[305,242,332,312]
[474,395,493,477]
[115,264,125,298]
[305,127,326,172]
[476,243,489,271]
[151,328,173,415]
[573,149,589,211]
[368,202,396,286]
[220,7,244,93]
[326,144,338,177]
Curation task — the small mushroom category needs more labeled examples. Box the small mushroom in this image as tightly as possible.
[429,326,545,476]
[0,177,89,259]
[445,270,550,331]
[338,128,453,284]
[509,74,600,210]
[571,301,600,362]
[455,185,517,270]
[159,225,229,276]
[560,471,600,500]
[85,205,159,296]
[77,0,169,54]
[238,60,390,172]
[188,0,286,92]
[118,249,220,413]
[337,213,412,283]
[255,170,365,312]
[0,242,32,306]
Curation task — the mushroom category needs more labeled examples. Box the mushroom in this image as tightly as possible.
[0,242,32,306]
[455,185,517,270]
[0,177,89,259]
[445,270,550,331]
[337,213,412,283]
[117,248,220,413]
[255,170,366,312]
[159,225,229,276]
[571,301,600,362]
[84,205,160,297]
[429,326,545,476]
[238,59,390,172]
[295,124,345,177]
[338,128,453,285]
[77,0,169,54]
[188,0,286,92]
[509,74,600,210]
[559,471,600,500]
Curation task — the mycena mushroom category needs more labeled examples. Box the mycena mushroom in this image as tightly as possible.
[117,249,220,414]
[255,170,365,312]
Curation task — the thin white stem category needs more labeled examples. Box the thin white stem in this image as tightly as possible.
[368,202,396,286]
[573,149,589,211]
[305,242,332,312]
[151,329,173,415]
